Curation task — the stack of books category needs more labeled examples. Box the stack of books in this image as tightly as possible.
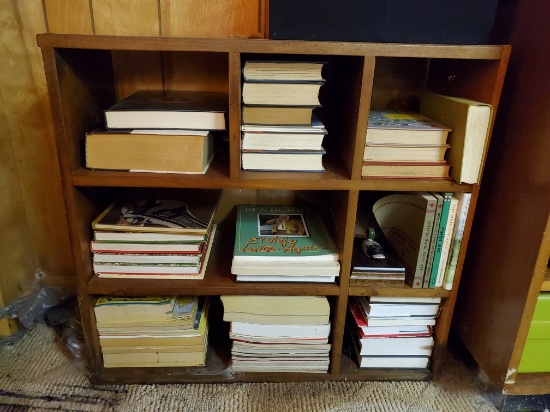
[372,192,472,289]
[347,296,440,369]
[90,188,222,280]
[362,110,451,179]
[231,205,340,283]
[241,61,327,172]
[85,90,228,174]
[94,295,209,368]
[221,295,332,373]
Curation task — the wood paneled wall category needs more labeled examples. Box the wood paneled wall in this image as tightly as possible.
[0,0,267,332]
[44,0,267,38]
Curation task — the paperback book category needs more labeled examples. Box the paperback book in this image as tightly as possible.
[233,205,339,262]
[92,188,222,235]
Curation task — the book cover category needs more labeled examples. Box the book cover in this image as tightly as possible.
[419,92,492,184]
[104,90,228,130]
[373,193,437,288]
[443,192,472,290]
[92,188,222,234]
[427,193,452,288]
[435,195,460,287]
[423,193,444,288]
[233,205,339,262]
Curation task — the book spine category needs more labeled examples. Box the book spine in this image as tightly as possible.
[435,196,459,287]
[443,193,472,290]
[428,193,452,288]
[422,194,443,288]
[411,193,437,289]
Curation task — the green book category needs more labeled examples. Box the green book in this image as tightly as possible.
[233,205,339,262]
[428,193,452,288]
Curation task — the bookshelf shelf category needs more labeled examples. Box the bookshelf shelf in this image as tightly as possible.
[38,33,509,384]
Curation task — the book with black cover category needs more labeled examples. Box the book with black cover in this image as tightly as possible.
[104,90,228,130]
[351,237,406,275]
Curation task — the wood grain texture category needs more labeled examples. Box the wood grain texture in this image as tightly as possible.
[45,0,93,34]
[160,0,262,38]
[1,0,73,286]
[111,51,163,100]
[163,52,229,93]
[92,0,160,36]
[452,0,550,393]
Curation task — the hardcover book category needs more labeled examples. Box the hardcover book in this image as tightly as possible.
[241,149,325,172]
[366,111,451,145]
[92,188,222,235]
[104,90,228,130]
[233,205,339,262]
[419,93,492,184]
[242,82,323,106]
[85,129,214,174]
[243,61,325,82]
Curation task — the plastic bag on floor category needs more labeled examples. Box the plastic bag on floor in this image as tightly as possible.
[0,272,84,363]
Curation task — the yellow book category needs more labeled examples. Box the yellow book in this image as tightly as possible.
[419,92,493,184]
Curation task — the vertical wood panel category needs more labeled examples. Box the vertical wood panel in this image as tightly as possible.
[163,52,229,93]
[45,0,94,34]
[160,0,262,38]
[1,0,73,285]
[112,51,164,100]
[92,0,160,36]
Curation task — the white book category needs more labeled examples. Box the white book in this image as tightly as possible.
[435,195,460,287]
[230,322,331,339]
[93,253,201,265]
[443,192,472,290]
[357,336,434,356]
[235,275,336,283]
[362,317,436,327]
[369,297,442,304]
[360,297,439,318]
[231,259,340,276]
[357,355,430,369]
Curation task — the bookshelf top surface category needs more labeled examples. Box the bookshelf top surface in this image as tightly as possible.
[37,34,509,60]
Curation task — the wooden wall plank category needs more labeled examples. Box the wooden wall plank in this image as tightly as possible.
[92,0,160,36]
[160,0,263,38]
[1,0,74,283]
[45,0,94,34]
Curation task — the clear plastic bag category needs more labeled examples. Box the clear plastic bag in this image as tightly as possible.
[0,272,84,362]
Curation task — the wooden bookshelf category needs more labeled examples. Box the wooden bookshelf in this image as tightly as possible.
[37,34,509,384]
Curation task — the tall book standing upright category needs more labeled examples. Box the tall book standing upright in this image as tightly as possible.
[427,193,453,288]
[434,195,459,288]
[373,193,437,288]
[443,192,472,290]
[419,92,493,184]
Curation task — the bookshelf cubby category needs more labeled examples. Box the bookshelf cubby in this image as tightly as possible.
[38,34,509,384]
